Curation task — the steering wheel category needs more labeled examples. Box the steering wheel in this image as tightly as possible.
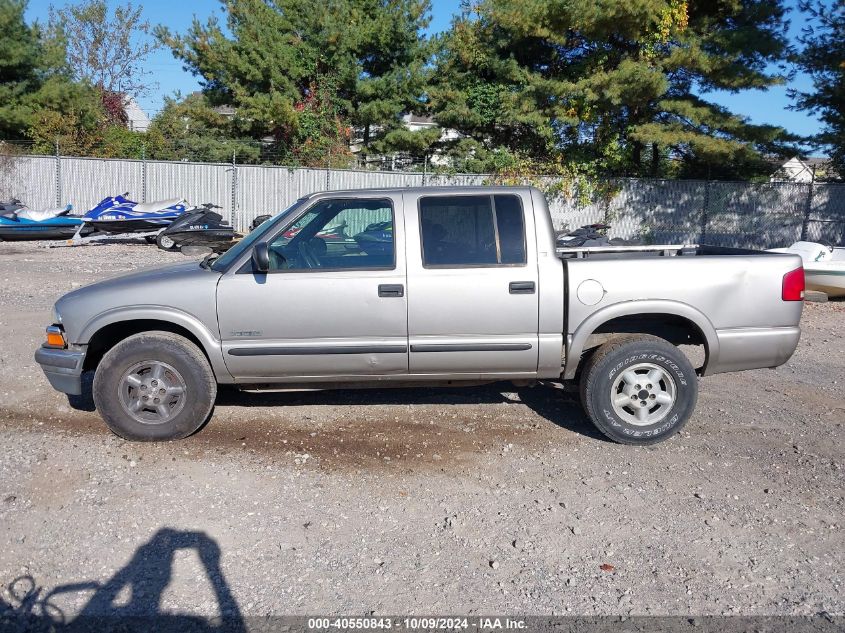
[297,241,322,268]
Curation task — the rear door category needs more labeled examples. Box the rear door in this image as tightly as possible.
[404,192,540,376]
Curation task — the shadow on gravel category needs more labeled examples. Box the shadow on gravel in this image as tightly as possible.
[214,381,607,442]
[66,371,96,412]
[0,528,244,632]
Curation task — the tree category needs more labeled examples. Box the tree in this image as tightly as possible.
[48,0,160,97]
[431,0,798,178]
[792,0,844,179]
[157,0,432,158]
[0,0,105,149]
[146,92,261,163]
[0,0,45,138]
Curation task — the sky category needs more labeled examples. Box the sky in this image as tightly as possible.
[25,0,824,143]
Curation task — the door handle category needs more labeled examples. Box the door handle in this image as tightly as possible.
[378,284,404,298]
[509,281,535,294]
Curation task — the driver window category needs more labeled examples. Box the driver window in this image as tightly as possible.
[267,198,394,271]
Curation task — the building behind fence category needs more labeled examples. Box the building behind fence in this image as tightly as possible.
[1,153,843,248]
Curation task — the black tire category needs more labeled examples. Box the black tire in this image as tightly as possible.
[155,232,179,251]
[92,331,216,441]
[579,334,698,445]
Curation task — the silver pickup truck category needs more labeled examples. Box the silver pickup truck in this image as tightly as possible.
[35,186,805,445]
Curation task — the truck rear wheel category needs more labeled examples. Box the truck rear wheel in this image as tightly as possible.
[92,331,217,441]
[579,334,697,445]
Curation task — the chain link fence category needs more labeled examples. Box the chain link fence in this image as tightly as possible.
[1,152,843,246]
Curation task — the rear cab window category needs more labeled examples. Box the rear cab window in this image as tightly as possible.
[418,194,527,267]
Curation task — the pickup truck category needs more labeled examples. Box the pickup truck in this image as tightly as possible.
[35,186,805,445]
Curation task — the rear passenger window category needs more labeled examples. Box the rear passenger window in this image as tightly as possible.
[419,195,526,266]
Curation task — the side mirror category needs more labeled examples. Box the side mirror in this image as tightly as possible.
[252,243,270,272]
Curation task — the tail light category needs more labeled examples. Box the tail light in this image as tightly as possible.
[782,267,805,301]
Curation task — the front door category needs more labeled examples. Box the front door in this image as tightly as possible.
[216,195,408,380]
[404,192,540,376]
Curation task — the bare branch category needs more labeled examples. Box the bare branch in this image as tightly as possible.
[48,0,161,97]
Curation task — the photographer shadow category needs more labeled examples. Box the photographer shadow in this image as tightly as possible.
[2,528,245,633]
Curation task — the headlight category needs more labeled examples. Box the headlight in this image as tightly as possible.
[51,304,62,324]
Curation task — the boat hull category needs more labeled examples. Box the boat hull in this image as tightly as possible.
[806,268,845,298]
[0,220,94,241]
[87,219,176,234]
[167,229,236,252]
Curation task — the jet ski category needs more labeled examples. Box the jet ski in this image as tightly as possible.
[250,214,272,232]
[0,199,26,215]
[0,200,94,241]
[81,193,188,234]
[155,204,236,253]
[555,222,643,248]
[353,220,393,255]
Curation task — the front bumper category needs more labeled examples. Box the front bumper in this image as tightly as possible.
[34,346,86,395]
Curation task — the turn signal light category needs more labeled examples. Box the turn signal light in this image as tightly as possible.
[45,325,67,349]
[782,267,805,301]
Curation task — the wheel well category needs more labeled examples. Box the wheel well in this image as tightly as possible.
[582,313,708,370]
[83,320,208,371]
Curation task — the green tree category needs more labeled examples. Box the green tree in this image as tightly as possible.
[431,0,797,178]
[0,0,46,138]
[0,0,105,150]
[146,92,260,163]
[157,0,433,161]
[792,0,844,179]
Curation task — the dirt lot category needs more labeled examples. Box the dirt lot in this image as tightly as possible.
[0,239,842,622]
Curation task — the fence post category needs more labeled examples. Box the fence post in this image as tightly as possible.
[800,165,816,241]
[231,150,238,229]
[699,178,710,243]
[141,144,147,203]
[54,138,62,207]
[423,154,428,186]
[325,168,330,190]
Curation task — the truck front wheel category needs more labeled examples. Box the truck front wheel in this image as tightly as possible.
[579,334,698,445]
[92,331,217,441]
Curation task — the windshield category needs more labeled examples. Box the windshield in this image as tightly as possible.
[210,198,308,272]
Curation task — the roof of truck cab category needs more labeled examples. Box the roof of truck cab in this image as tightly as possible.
[303,185,540,198]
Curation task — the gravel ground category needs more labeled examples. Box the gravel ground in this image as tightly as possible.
[0,239,843,622]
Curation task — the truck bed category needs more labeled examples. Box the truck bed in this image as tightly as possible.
[559,244,804,379]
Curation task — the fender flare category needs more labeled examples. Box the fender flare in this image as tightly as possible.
[563,300,719,380]
[77,305,231,381]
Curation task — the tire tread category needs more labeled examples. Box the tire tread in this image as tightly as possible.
[92,330,216,441]
[579,334,697,445]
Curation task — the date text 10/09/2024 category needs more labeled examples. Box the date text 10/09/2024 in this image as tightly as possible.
[307,617,527,630]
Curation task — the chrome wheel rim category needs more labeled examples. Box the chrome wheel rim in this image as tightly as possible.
[610,363,676,426]
[118,360,187,425]
[159,235,175,249]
